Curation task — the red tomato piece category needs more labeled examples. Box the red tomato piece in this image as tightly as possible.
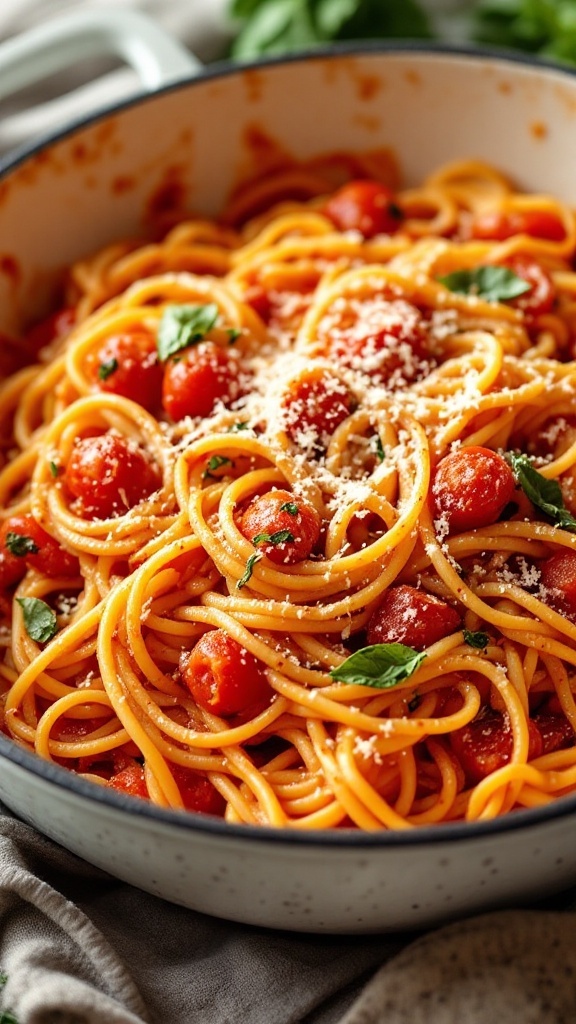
[162,341,246,420]
[171,764,225,816]
[326,297,431,387]
[366,584,461,651]
[533,712,574,755]
[107,762,148,799]
[431,446,516,534]
[238,488,321,565]
[451,710,543,783]
[64,433,161,519]
[540,550,576,614]
[323,180,403,238]
[468,208,565,243]
[180,628,271,717]
[0,514,79,578]
[25,306,76,354]
[89,330,163,412]
[282,370,355,450]
[503,255,556,318]
[0,548,27,592]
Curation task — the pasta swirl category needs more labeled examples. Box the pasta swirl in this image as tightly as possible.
[1,157,576,830]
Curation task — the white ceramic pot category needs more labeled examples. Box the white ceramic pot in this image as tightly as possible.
[1,9,576,934]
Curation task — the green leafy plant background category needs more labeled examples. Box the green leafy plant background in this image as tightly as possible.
[227,0,576,65]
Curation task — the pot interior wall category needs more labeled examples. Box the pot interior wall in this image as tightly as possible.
[0,49,576,333]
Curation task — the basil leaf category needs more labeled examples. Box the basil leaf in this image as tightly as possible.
[157,303,219,361]
[437,265,531,302]
[329,643,426,689]
[237,552,263,589]
[474,0,576,67]
[231,0,299,58]
[463,629,490,650]
[98,357,118,381]
[49,460,60,478]
[279,501,299,516]
[227,328,242,343]
[507,452,576,532]
[5,532,39,557]
[228,421,250,433]
[16,597,58,643]
[330,0,432,40]
[203,455,234,479]
[253,529,295,545]
[315,0,358,36]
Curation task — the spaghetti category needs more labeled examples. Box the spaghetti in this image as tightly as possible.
[2,157,576,829]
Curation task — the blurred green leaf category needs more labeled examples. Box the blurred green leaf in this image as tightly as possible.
[474,0,576,66]
[229,0,432,60]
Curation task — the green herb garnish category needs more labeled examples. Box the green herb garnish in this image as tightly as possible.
[157,303,219,361]
[203,455,234,479]
[437,265,531,302]
[329,642,426,689]
[279,501,299,516]
[507,452,576,531]
[237,551,263,589]
[227,328,242,343]
[98,357,118,380]
[16,597,58,643]
[4,533,39,558]
[228,0,432,60]
[463,629,490,650]
[228,421,250,432]
[252,529,295,546]
[49,460,60,478]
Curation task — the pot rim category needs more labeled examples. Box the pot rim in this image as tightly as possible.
[2,39,576,180]
[2,38,576,850]
[2,728,575,849]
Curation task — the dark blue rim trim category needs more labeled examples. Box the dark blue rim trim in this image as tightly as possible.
[2,40,576,848]
[3,730,576,848]
[2,40,576,182]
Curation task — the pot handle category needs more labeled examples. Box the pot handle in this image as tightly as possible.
[0,7,201,102]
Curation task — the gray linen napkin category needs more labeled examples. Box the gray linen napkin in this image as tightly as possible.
[0,805,409,1024]
[1,801,576,1024]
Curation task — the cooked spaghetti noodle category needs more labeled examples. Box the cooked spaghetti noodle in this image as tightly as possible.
[2,156,576,829]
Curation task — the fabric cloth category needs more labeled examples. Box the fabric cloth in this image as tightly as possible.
[1,3,576,1023]
[2,803,576,1024]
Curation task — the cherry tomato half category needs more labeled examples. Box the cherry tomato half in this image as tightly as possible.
[323,180,404,238]
[162,341,246,421]
[431,446,516,534]
[468,208,565,243]
[107,763,148,799]
[64,433,161,519]
[0,514,79,578]
[366,584,461,651]
[540,550,576,615]
[89,329,163,412]
[180,628,271,717]
[326,297,431,387]
[451,710,543,784]
[238,488,322,566]
[281,370,355,451]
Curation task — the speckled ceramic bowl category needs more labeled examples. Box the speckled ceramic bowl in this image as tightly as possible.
[1,9,576,934]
